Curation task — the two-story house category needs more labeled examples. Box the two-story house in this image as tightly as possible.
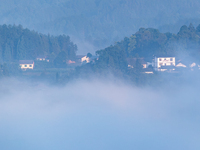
[153,56,175,71]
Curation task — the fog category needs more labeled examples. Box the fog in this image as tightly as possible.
[0,77,200,150]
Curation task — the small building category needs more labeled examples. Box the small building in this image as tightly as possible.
[67,60,76,64]
[76,55,99,64]
[153,56,175,71]
[19,60,34,70]
[159,65,176,72]
[81,56,90,63]
[143,68,154,74]
[76,55,90,63]
[36,55,49,62]
[176,62,187,68]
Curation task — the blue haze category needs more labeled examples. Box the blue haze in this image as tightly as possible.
[0,78,200,150]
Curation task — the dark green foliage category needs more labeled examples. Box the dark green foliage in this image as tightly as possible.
[95,45,128,74]
[71,23,200,86]
[54,51,67,68]
[87,53,92,58]
[96,24,200,61]
[0,24,77,62]
[2,0,200,49]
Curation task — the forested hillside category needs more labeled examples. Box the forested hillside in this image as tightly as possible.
[0,24,77,62]
[1,0,200,52]
[71,23,200,84]
[97,23,200,61]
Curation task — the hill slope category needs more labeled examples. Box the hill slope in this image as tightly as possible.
[1,0,200,53]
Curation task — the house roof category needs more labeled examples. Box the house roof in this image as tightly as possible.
[176,59,197,67]
[176,62,187,67]
[19,60,34,64]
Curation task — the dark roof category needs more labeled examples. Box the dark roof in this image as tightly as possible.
[19,60,34,64]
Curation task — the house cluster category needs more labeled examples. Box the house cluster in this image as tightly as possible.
[19,53,198,73]
[127,55,200,74]
[19,55,98,70]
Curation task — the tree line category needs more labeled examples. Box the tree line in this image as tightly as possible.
[0,24,77,63]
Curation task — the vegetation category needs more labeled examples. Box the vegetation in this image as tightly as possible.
[1,0,200,48]
[0,23,200,86]
[0,24,77,63]
[67,23,200,85]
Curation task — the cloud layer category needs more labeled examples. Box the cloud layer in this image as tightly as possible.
[0,77,200,150]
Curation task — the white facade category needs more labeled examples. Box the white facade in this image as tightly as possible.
[153,56,175,71]
[19,60,34,70]
[20,64,34,70]
[81,56,90,63]
[36,58,46,61]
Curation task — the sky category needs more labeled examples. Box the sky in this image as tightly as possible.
[0,77,200,150]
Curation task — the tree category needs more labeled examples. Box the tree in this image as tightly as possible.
[87,52,92,58]
[54,51,67,68]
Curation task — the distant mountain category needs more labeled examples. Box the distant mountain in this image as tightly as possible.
[1,0,200,53]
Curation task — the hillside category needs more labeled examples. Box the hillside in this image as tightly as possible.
[1,0,200,53]
[70,23,200,84]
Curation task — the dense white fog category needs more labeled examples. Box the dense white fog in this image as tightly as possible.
[0,77,200,150]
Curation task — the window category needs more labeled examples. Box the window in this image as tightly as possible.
[170,58,173,61]
[159,58,162,61]
[25,65,27,67]
[29,65,32,67]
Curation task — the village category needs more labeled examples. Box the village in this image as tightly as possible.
[19,54,199,75]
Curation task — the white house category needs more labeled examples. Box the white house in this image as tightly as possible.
[81,56,90,63]
[19,60,34,70]
[36,55,49,62]
[153,56,175,71]
[76,55,98,63]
